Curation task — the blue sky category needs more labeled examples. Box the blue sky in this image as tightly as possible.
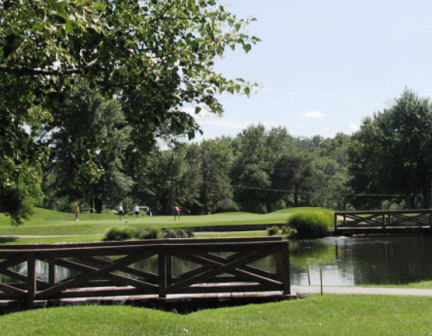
[191,0,432,141]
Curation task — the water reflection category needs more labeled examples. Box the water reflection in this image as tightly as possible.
[290,235,432,286]
[1,252,278,285]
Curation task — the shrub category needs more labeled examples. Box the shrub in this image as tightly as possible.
[267,225,280,236]
[135,226,161,240]
[104,227,135,241]
[163,228,194,238]
[281,225,297,237]
[104,226,195,241]
[287,211,332,239]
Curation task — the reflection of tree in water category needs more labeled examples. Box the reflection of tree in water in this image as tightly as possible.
[290,239,336,266]
[289,239,336,285]
[0,259,79,284]
[130,253,278,282]
[289,236,432,286]
[345,236,432,285]
[0,253,279,287]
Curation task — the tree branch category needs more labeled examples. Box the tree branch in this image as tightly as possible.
[0,58,98,77]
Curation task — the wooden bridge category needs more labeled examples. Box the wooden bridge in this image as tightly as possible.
[334,209,432,235]
[0,237,291,312]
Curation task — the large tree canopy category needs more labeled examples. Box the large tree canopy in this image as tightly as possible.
[348,89,432,209]
[0,0,259,223]
[43,82,133,213]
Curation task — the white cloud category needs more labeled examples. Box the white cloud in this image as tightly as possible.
[285,90,340,96]
[181,106,212,117]
[350,123,360,133]
[199,119,249,130]
[301,111,326,119]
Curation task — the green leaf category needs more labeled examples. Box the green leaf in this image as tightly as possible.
[65,21,74,33]
[90,2,105,11]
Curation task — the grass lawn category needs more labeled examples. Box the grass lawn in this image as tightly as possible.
[0,207,333,241]
[1,295,432,335]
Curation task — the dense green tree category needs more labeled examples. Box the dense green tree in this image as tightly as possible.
[200,138,237,213]
[230,125,272,213]
[131,144,202,215]
[319,133,351,167]
[310,157,350,209]
[231,125,300,212]
[132,140,236,216]
[265,128,299,209]
[348,89,432,209]
[43,83,133,212]
[0,107,45,224]
[0,0,259,222]
[311,133,352,209]
[272,155,313,207]
[131,149,173,215]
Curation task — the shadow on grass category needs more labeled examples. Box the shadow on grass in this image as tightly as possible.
[0,237,18,244]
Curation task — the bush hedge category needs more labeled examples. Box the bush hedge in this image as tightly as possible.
[286,211,332,239]
[103,226,194,241]
[267,225,280,236]
[104,227,135,241]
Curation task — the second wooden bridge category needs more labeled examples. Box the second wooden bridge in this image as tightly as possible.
[334,209,432,235]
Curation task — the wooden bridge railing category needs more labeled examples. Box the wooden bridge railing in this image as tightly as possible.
[0,237,290,307]
[334,209,432,232]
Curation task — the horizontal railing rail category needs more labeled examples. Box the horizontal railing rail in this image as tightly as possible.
[0,237,290,307]
[334,209,432,232]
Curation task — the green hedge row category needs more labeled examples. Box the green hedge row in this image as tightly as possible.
[104,226,194,241]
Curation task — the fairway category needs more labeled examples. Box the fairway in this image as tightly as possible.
[0,207,333,244]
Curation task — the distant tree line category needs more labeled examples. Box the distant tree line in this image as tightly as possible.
[42,88,432,216]
[43,114,353,215]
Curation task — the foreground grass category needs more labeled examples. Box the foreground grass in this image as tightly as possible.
[0,207,333,238]
[2,295,432,335]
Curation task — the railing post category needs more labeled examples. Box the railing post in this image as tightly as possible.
[276,241,290,296]
[27,252,36,308]
[334,213,337,233]
[158,247,167,298]
[166,251,172,286]
[49,259,56,286]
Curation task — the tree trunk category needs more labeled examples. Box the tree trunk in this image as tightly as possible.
[294,184,299,207]
[265,198,272,213]
[405,196,414,209]
[422,182,432,209]
[95,198,103,214]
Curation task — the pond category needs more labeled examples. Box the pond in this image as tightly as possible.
[290,235,432,286]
